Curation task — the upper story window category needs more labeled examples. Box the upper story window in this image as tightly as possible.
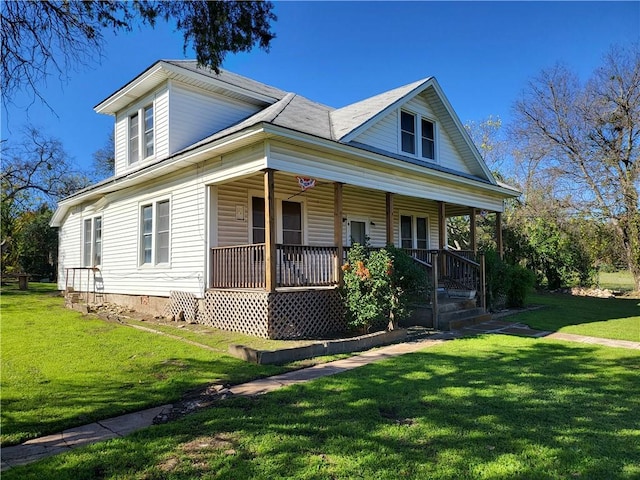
[129,104,154,165]
[400,111,416,155]
[400,110,436,161]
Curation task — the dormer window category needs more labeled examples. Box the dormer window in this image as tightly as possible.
[128,104,154,164]
[400,111,416,155]
[400,110,436,161]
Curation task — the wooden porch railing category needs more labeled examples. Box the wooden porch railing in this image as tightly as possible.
[210,244,484,309]
[276,244,338,287]
[210,244,266,289]
[210,244,338,289]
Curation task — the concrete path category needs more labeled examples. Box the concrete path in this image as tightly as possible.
[2,322,639,471]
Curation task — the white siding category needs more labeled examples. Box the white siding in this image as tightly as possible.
[268,141,506,212]
[95,166,208,298]
[57,208,83,290]
[351,93,472,176]
[216,172,335,247]
[394,196,440,249]
[354,110,398,153]
[113,85,169,176]
[214,179,441,249]
[59,143,268,298]
[342,186,386,247]
[169,82,262,154]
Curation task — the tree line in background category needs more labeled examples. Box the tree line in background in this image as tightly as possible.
[1,0,637,293]
[457,44,640,292]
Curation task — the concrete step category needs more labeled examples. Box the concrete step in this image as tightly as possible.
[441,311,492,331]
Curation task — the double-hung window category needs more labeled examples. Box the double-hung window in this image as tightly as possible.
[140,199,170,266]
[400,111,416,155]
[251,196,303,245]
[129,104,154,164]
[83,216,102,267]
[400,214,429,250]
[400,110,436,161]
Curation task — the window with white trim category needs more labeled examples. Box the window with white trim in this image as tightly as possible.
[140,199,170,265]
[250,196,303,245]
[129,104,154,164]
[83,216,102,267]
[400,110,436,161]
[400,214,429,250]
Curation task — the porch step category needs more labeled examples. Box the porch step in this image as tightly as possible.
[401,299,490,331]
[439,308,491,331]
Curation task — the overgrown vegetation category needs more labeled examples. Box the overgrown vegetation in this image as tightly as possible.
[484,248,535,310]
[341,244,429,333]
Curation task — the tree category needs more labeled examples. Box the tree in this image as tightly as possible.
[1,0,276,108]
[1,127,90,274]
[92,131,115,180]
[512,44,640,291]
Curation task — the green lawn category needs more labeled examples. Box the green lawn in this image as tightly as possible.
[598,270,636,292]
[510,292,640,342]
[5,334,639,480]
[0,284,291,446]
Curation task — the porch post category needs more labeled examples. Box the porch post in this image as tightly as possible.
[438,202,447,277]
[496,211,503,259]
[438,201,446,249]
[386,192,394,246]
[470,207,477,255]
[264,169,277,292]
[334,182,344,286]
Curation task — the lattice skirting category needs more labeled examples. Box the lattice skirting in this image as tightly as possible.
[202,288,346,339]
[164,291,199,323]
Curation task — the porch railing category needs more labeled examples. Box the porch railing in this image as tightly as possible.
[210,244,484,307]
[276,244,338,287]
[210,244,338,289]
[210,244,266,289]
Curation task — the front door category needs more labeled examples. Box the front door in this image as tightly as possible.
[349,219,367,246]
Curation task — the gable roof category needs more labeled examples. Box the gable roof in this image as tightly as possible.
[330,78,429,141]
[94,60,288,114]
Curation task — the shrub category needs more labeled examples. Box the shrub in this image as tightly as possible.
[484,248,534,310]
[341,244,429,333]
[505,264,535,308]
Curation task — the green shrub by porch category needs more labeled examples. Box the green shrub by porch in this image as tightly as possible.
[342,244,429,332]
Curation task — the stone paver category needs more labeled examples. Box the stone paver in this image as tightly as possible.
[2,322,639,472]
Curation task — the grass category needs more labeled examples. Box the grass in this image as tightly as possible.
[5,334,639,480]
[598,270,636,292]
[510,292,640,342]
[0,283,296,446]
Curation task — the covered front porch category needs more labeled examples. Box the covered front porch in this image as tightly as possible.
[203,169,503,339]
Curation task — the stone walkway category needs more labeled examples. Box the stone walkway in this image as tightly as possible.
[2,321,639,471]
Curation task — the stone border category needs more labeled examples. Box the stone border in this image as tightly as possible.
[229,328,408,364]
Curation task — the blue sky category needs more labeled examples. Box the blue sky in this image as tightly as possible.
[2,1,638,173]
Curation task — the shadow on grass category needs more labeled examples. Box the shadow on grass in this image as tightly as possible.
[6,336,640,480]
[1,352,286,447]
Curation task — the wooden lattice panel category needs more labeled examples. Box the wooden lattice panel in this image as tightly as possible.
[164,291,199,323]
[267,289,345,340]
[203,290,270,338]
[201,288,346,340]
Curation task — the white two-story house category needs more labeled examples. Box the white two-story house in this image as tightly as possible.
[51,60,518,339]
